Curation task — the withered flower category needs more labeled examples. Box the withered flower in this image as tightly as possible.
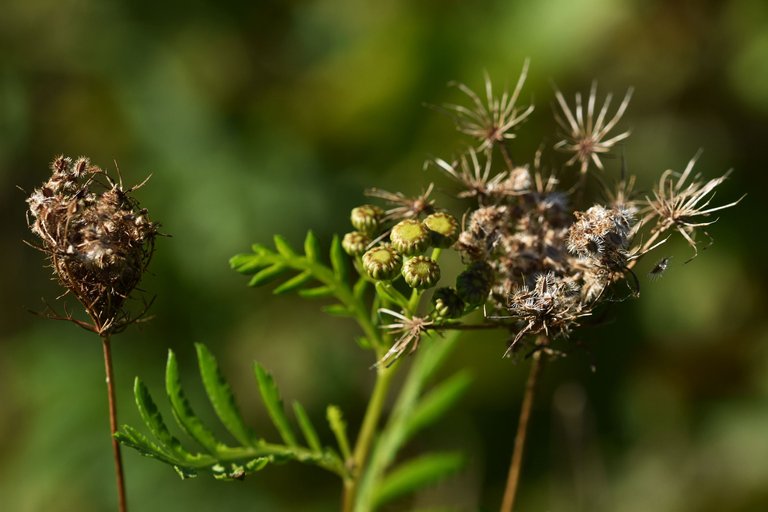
[365,183,436,221]
[26,155,158,334]
[441,60,534,152]
[376,309,434,367]
[640,152,745,261]
[554,82,633,174]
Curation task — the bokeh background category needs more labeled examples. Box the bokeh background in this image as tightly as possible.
[1,0,766,510]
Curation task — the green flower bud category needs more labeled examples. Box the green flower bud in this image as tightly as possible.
[342,231,371,256]
[362,245,402,280]
[351,204,384,235]
[402,256,441,289]
[431,287,465,319]
[456,261,493,306]
[423,212,459,248]
[390,219,430,255]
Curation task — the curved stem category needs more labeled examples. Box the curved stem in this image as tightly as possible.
[102,335,128,512]
[500,350,544,512]
[342,363,397,512]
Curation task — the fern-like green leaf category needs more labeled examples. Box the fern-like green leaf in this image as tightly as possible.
[329,235,348,283]
[196,343,257,447]
[119,344,348,481]
[165,350,223,453]
[253,363,298,447]
[134,377,190,461]
[373,452,464,508]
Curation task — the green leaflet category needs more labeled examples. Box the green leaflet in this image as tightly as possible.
[165,350,222,453]
[292,402,322,453]
[253,363,298,447]
[195,343,257,447]
[404,371,472,440]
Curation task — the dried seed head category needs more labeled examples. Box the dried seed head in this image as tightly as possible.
[350,204,384,236]
[362,245,402,280]
[26,155,158,333]
[402,256,441,289]
[431,287,465,320]
[423,212,459,248]
[390,219,430,255]
[567,205,633,268]
[342,231,371,256]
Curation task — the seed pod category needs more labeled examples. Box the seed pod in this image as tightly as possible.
[456,261,493,306]
[423,212,459,248]
[402,256,441,289]
[350,204,384,236]
[390,219,430,255]
[362,245,402,280]
[342,231,371,256]
[431,287,465,319]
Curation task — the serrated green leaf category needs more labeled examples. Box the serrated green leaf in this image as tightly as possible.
[248,263,287,287]
[298,285,335,298]
[373,452,464,508]
[322,304,354,317]
[304,231,321,262]
[196,343,256,447]
[327,405,352,460]
[173,466,198,479]
[405,371,472,440]
[292,402,321,453]
[134,377,190,460]
[116,426,178,466]
[273,271,313,294]
[253,363,298,447]
[165,350,222,454]
[273,235,295,258]
[330,235,348,283]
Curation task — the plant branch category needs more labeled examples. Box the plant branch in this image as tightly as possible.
[102,335,128,512]
[500,348,544,512]
[342,363,398,512]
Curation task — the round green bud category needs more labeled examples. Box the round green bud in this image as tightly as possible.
[351,204,384,236]
[390,219,430,255]
[362,245,402,281]
[342,231,371,256]
[431,287,465,319]
[423,212,459,248]
[456,261,493,306]
[402,256,441,289]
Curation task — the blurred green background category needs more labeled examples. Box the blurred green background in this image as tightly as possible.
[1,0,766,510]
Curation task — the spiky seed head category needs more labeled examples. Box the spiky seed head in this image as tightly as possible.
[456,261,494,306]
[342,231,371,256]
[390,219,430,255]
[423,212,459,248]
[402,256,441,289]
[350,204,384,235]
[362,245,402,280]
[431,287,465,319]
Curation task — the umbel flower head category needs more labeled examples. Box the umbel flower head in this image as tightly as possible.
[26,156,159,334]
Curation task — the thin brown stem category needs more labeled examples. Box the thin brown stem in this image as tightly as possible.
[498,143,515,171]
[500,349,544,512]
[102,335,128,512]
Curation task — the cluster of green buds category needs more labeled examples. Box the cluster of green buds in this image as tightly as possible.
[341,198,497,327]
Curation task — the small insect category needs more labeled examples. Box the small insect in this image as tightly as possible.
[648,257,671,280]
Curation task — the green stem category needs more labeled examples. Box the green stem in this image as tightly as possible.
[342,363,398,512]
